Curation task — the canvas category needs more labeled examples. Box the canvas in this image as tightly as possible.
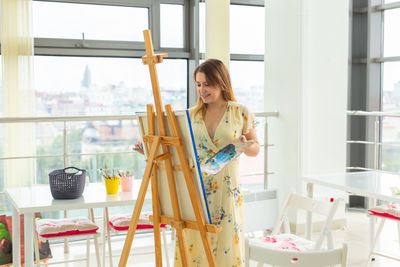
[0,213,52,266]
[0,215,12,265]
[136,110,211,224]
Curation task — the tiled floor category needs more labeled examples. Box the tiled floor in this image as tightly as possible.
[42,211,399,266]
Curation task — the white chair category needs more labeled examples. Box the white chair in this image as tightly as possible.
[102,208,172,267]
[245,192,343,267]
[245,241,348,267]
[33,209,101,267]
[367,203,400,266]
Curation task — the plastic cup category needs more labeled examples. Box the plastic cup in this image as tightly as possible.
[105,178,120,194]
[121,175,134,192]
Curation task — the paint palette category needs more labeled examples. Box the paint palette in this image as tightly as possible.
[201,140,255,175]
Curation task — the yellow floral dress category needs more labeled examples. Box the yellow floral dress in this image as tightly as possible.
[174,101,256,267]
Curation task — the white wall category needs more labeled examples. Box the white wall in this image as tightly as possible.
[265,0,349,218]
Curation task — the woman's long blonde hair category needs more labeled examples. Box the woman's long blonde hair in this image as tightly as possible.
[192,59,236,117]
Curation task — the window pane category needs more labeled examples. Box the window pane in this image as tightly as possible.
[157,59,188,110]
[67,120,144,183]
[384,9,400,57]
[230,61,264,112]
[240,117,266,190]
[382,62,400,110]
[230,5,264,54]
[33,1,148,41]
[382,117,400,173]
[161,4,184,48]
[381,62,400,172]
[36,121,64,157]
[34,56,187,116]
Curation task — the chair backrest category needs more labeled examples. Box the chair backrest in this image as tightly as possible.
[249,243,348,267]
[271,192,341,249]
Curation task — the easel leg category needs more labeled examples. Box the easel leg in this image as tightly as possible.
[175,228,189,266]
[151,168,163,267]
[165,105,216,267]
[118,137,161,267]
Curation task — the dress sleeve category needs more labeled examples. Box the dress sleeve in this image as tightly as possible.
[241,105,258,135]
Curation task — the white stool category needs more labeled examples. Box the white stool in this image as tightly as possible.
[34,209,101,267]
[102,208,172,267]
[367,203,400,266]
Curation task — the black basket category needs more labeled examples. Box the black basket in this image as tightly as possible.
[49,167,86,199]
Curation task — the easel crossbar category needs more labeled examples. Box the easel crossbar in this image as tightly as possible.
[149,215,221,233]
[142,54,168,65]
[143,135,181,146]
[157,163,196,173]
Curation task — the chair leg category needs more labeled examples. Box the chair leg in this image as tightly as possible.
[327,230,334,250]
[86,236,91,267]
[94,234,101,267]
[89,208,101,267]
[103,208,107,267]
[367,218,385,267]
[161,228,171,267]
[34,231,41,267]
[398,221,400,246]
[245,239,250,267]
[105,207,114,267]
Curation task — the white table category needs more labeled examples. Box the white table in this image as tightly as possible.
[302,171,400,251]
[5,181,150,267]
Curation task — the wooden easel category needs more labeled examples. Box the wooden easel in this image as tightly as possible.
[118,30,220,267]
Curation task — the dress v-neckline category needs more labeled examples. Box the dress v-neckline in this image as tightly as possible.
[201,102,229,144]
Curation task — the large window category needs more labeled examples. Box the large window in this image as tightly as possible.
[349,1,400,173]
[382,5,400,172]
[33,0,188,117]
[230,2,265,189]
[1,0,267,194]
[230,4,264,55]
[34,56,187,116]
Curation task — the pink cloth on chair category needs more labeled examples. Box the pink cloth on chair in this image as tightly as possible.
[36,217,99,238]
[368,204,400,220]
[251,234,316,252]
[108,212,167,231]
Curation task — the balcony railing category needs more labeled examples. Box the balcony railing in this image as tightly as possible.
[347,110,400,173]
[0,111,279,193]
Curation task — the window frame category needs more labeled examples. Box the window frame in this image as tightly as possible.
[349,0,400,169]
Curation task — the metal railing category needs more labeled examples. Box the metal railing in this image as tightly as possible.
[347,110,400,173]
[0,111,279,191]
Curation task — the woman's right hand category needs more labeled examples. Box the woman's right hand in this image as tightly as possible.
[133,141,144,155]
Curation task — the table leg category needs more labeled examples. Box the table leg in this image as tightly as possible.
[24,212,34,267]
[306,182,314,240]
[12,207,21,267]
[369,197,376,255]
[64,209,69,254]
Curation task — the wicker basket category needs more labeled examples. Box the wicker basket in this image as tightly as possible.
[49,167,86,199]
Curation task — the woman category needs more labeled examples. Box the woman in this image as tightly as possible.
[174,59,259,267]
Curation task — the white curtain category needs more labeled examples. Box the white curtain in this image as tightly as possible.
[1,0,35,188]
